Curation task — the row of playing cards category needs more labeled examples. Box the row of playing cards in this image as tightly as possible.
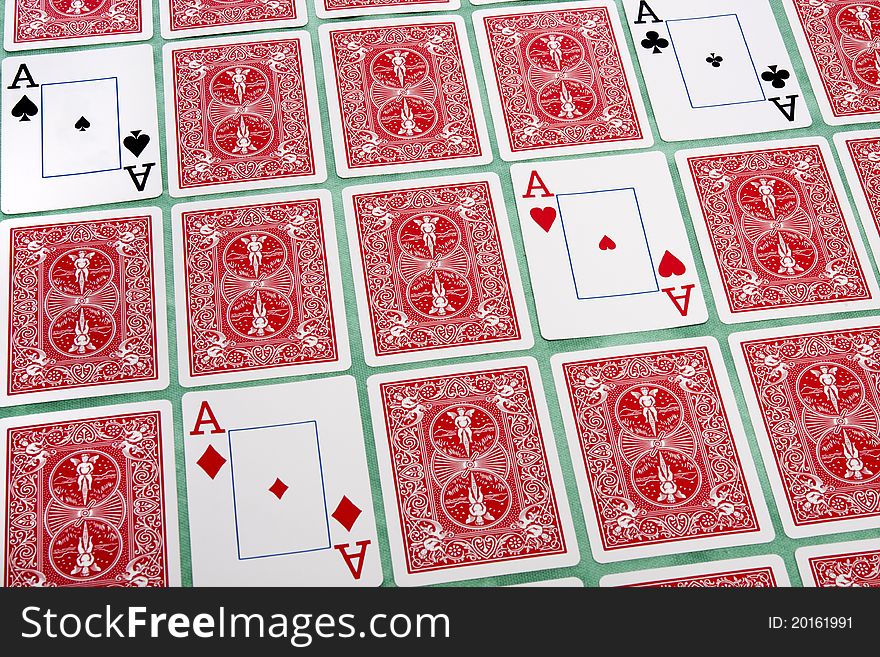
[9,1,880,214]
[5,328,880,586]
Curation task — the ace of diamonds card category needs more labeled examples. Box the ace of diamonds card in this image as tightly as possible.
[511,152,708,340]
[319,16,491,177]
[472,1,653,161]
[343,173,532,366]
[678,138,880,323]
[171,190,350,387]
[624,0,811,141]
[552,338,773,562]
[0,208,168,407]
[797,539,880,587]
[368,358,579,586]
[0,402,180,587]
[731,319,880,538]
[163,32,326,197]
[1,45,162,214]
[181,377,382,586]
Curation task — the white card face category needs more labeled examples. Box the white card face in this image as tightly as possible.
[796,539,880,587]
[314,0,460,20]
[600,555,790,587]
[510,152,708,340]
[623,0,812,141]
[1,45,162,214]
[181,376,383,587]
[160,0,308,39]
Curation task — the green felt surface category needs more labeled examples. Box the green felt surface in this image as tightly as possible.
[2,0,879,587]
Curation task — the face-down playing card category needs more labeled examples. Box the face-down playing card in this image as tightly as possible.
[181,376,382,586]
[600,555,790,587]
[624,0,811,141]
[510,152,707,340]
[731,319,880,538]
[0,208,169,407]
[160,0,307,40]
[796,538,880,587]
[552,338,774,563]
[835,129,880,267]
[0,401,180,587]
[368,358,579,586]
[1,45,162,214]
[314,0,460,20]
[677,138,880,324]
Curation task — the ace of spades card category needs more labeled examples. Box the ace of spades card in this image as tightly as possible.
[181,377,382,586]
[1,45,161,214]
[624,0,812,141]
[510,152,707,340]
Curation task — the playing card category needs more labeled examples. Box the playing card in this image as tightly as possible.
[368,358,579,586]
[784,0,880,125]
[315,0,459,20]
[5,0,152,51]
[319,16,491,177]
[834,129,880,266]
[551,337,774,563]
[172,191,349,387]
[796,539,880,587]
[181,376,382,586]
[473,1,653,161]
[163,32,326,197]
[510,152,708,340]
[160,0,307,39]
[343,173,532,366]
[624,0,812,141]
[1,45,162,214]
[677,138,880,324]
[0,208,169,407]
[600,555,790,587]
[730,318,880,538]
[0,401,180,587]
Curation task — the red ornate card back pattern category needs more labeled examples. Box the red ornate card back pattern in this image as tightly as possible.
[808,549,880,586]
[170,37,316,190]
[324,0,442,10]
[685,145,873,314]
[738,326,880,528]
[4,411,173,587]
[12,0,144,45]
[326,21,484,170]
[168,0,299,33]
[790,0,880,119]
[378,366,567,574]
[180,199,339,378]
[481,6,644,152]
[628,567,778,588]
[7,216,160,397]
[844,135,880,234]
[561,347,762,552]
[351,181,523,357]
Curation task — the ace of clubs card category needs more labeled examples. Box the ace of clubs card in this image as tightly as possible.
[511,152,708,340]
[624,0,811,141]
[1,45,161,214]
[181,377,382,586]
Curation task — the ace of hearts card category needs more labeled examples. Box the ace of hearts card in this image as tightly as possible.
[5,0,152,51]
[0,401,180,587]
[677,137,880,324]
[731,318,880,538]
[163,32,326,197]
[0,208,169,407]
[796,539,880,587]
[343,173,532,366]
[552,337,774,563]
[160,0,307,39]
[181,376,382,587]
[510,152,708,340]
[368,358,579,586]
[1,45,162,214]
[600,555,790,587]
[319,16,491,177]
[472,1,653,161]
[784,0,880,125]
[624,0,812,141]
[171,190,350,387]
